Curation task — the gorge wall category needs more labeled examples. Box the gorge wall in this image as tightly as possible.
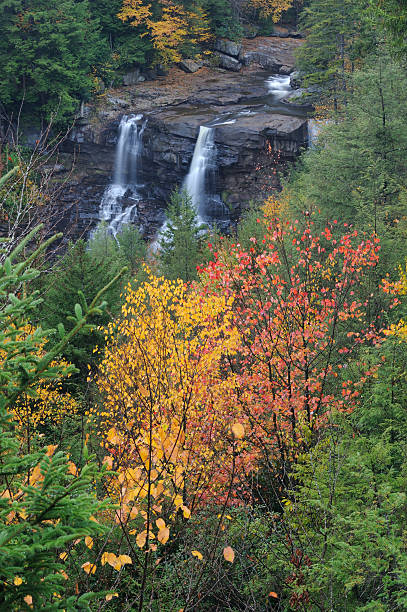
[58,35,310,240]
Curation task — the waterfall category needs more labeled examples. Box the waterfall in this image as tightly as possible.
[183,125,217,221]
[265,75,292,101]
[98,114,147,236]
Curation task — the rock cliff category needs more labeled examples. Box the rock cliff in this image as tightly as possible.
[59,36,310,239]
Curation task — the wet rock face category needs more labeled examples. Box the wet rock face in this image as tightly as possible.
[59,36,309,238]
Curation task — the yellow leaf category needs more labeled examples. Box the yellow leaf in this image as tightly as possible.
[106,427,121,445]
[191,550,203,560]
[156,518,166,530]
[181,505,191,518]
[14,576,22,586]
[101,552,116,566]
[59,552,68,561]
[81,561,96,575]
[85,536,93,549]
[46,444,58,457]
[174,494,183,508]
[106,593,119,601]
[136,531,147,548]
[118,554,132,565]
[223,546,235,563]
[231,423,245,439]
[130,506,138,519]
[157,527,170,544]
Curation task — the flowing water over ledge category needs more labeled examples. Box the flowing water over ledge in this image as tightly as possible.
[61,37,314,241]
[97,115,147,236]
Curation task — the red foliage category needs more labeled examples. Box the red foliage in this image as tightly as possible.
[200,212,381,467]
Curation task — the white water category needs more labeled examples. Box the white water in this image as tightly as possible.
[265,75,292,101]
[183,125,217,221]
[98,114,147,236]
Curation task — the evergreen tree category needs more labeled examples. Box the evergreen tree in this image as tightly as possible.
[296,0,373,103]
[116,223,147,273]
[0,225,122,609]
[272,334,407,609]
[88,0,153,75]
[158,189,204,282]
[38,235,126,385]
[373,0,407,58]
[286,49,407,280]
[0,0,102,123]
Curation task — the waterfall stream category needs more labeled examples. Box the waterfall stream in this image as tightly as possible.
[265,74,292,101]
[98,114,147,236]
[183,126,216,222]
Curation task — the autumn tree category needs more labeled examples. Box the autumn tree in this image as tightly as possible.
[200,208,381,494]
[88,272,248,608]
[118,0,211,65]
[249,0,294,23]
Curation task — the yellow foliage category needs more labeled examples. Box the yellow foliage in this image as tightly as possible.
[249,0,294,22]
[231,422,245,439]
[81,562,96,575]
[90,271,245,556]
[118,0,211,65]
[0,323,77,435]
[191,550,203,560]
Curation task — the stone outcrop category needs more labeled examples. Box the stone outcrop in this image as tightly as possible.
[216,53,242,72]
[214,39,242,58]
[179,59,203,73]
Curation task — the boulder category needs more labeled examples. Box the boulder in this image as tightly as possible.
[216,53,242,72]
[290,71,302,89]
[240,51,281,72]
[214,39,242,58]
[179,59,202,73]
[123,68,141,86]
[279,65,293,75]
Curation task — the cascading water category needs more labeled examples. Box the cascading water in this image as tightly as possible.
[183,125,216,222]
[154,124,228,249]
[98,114,147,236]
[265,74,292,102]
[183,125,228,225]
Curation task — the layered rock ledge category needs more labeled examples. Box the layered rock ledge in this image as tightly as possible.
[60,36,309,238]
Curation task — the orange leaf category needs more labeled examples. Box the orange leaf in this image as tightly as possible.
[231,423,245,439]
[157,527,170,545]
[223,546,235,563]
